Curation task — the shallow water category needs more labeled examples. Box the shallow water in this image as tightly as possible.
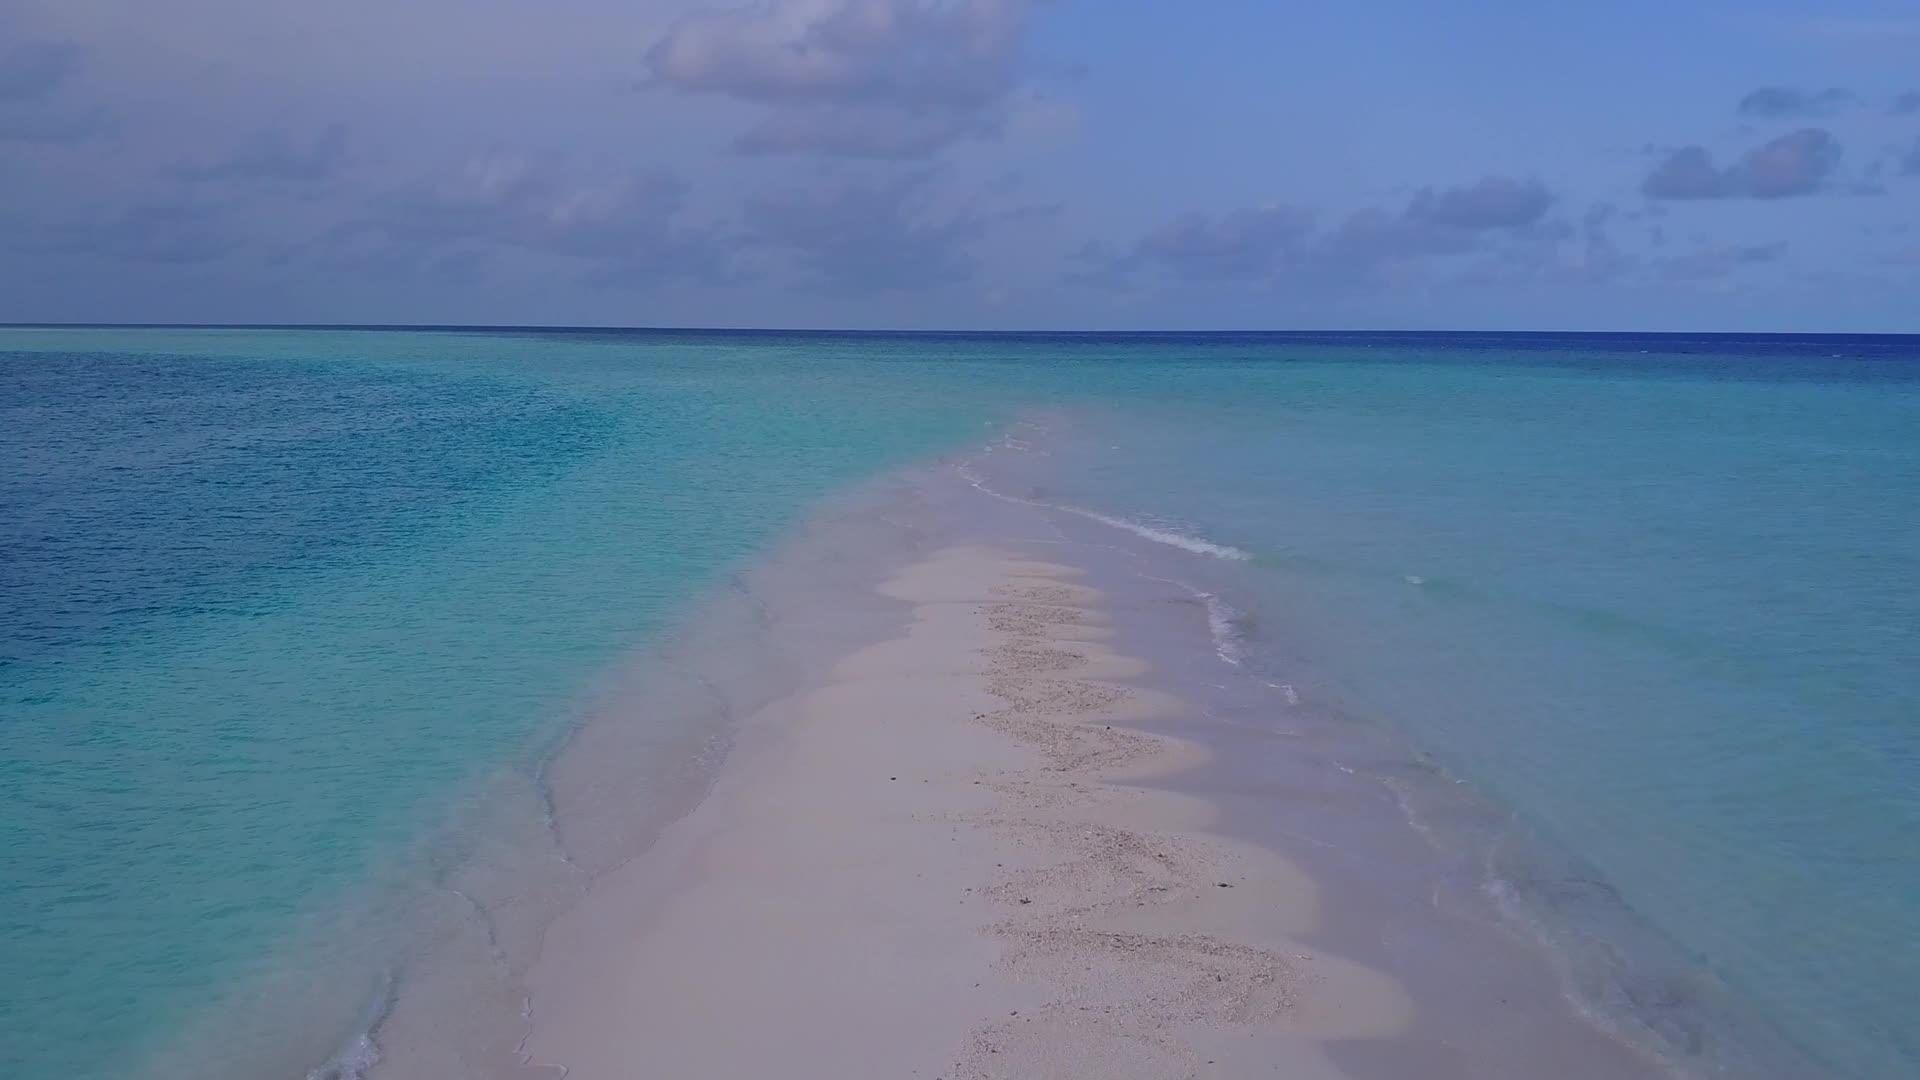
[2,328,1916,1078]
[958,346,1920,1076]
[0,329,1004,1078]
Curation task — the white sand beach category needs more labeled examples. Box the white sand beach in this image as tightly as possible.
[515,547,1411,1078]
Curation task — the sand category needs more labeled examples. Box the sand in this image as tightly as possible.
[515,547,1411,1078]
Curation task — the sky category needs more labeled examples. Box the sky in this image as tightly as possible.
[2,0,1917,330]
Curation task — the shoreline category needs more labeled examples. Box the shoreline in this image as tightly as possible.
[15,332,1899,1080]
[340,449,1723,1079]
[353,454,1674,1079]
[362,447,1681,1076]
[517,545,1413,1077]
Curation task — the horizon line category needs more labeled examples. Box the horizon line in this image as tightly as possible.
[4,323,1918,339]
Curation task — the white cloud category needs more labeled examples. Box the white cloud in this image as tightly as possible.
[647,0,1044,157]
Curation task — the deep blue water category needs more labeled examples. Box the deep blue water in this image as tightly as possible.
[2,327,1916,1078]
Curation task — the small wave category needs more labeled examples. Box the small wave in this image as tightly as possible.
[953,461,993,491]
[953,461,1249,561]
[529,757,585,876]
[1055,504,1251,561]
[1134,572,1251,670]
[305,972,395,1080]
[306,1033,379,1080]
[1200,592,1245,666]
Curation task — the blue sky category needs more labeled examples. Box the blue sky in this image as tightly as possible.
[2,0,1917,330]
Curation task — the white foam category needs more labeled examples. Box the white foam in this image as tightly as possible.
[1054,503,1252,560]
[954,460,1250,562]
[1200,591,1245,666]
[305,973,394,1080]
[306,1033,379,1080]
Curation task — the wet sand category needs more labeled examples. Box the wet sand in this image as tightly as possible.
[350,462,1674,1079]
[516,546,1412,1078]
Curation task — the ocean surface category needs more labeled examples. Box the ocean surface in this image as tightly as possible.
[2,328,1916,1078]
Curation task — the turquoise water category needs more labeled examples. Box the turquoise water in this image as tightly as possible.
[0,329,1011,1078]
[2,329,1916,1077]
[976,342,1920,1077]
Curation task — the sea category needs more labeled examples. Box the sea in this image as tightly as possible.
[1,327,1915,1079]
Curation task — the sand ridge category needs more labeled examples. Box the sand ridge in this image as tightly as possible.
[510,545,1407,1080]
[925,548,1409,1079]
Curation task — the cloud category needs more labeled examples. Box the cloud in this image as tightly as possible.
[338,156,728,283]
[1312,206,1479,277]
[1134,206,1316,280]
[1122,187,1793,296]
[0,38,108,144]
[1126,176,1558,286]
[1656,241,1787,281]
[741,172,993,289]
[19,144,1048,294]
[0,103,111,144]
[735,102,996,159]
[646,0,1042,157]
[16,204,239,264]
[1733,129,1843,197]
[0,40,79,103]
[1566,202,1635,281]
[180,125,349,183]
[1762,14,1920,47]
[1642,129,1841,199]
[1641,146,1727,199]
[648,0,1027,107]
[1736,86,1854,117]
[1405,176,1553,229]
[1893,91,1920,115]
[1445,202,1639,290]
